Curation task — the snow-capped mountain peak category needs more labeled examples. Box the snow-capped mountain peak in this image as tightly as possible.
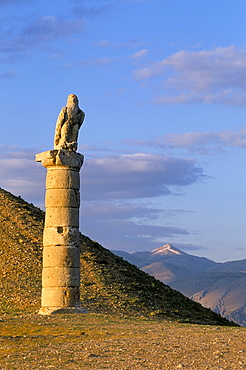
[151,244,186,256]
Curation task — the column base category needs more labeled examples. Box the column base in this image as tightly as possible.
[38,307,88,315]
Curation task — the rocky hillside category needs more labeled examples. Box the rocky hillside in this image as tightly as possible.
[0,188,44,312]
[0,187,236,326]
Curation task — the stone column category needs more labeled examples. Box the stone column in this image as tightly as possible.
[36,149,85,315]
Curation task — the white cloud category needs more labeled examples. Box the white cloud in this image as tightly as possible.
[134,46,246,106]
[131,49,148,59]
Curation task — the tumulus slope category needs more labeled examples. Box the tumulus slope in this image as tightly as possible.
[0,187,236,326]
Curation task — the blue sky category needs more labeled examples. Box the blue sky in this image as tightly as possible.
[0,0,245,262]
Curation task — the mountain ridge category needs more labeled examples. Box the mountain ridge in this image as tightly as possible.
[112,245,216,283]
[112,244,246,326]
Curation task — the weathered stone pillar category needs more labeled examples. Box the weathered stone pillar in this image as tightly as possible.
[36,94,85,315]
[36,150,84,315]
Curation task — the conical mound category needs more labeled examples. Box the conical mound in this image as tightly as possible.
[0,188,236,326]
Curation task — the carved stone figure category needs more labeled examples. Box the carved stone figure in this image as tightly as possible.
[54,94,85,151]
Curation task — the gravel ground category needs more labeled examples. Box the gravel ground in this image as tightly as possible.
[0,314,245,369]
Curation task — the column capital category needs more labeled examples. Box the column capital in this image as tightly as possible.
[35,149,84,170]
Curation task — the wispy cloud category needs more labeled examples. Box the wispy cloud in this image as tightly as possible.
[81,201,189,251]
[126,129,246,154]
[134,46,246,106]
[81,201,190,222]
[80,57,117,66]
[120,0,149,2]
[22,16,85,43]
[162,130,246,150]
[96,38,140,48]
[71,4,111,17]
[0,70,17,79]
[131,48,148,59]
[0,149,45,205]
[171,242,208,252]
[60,56,117,70]
[0,15,85,62]
[0,0,34,6]
[82,153,205,200]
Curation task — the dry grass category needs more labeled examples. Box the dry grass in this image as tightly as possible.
[0,313,245,370]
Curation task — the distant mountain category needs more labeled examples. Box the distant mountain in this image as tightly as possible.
[112,244,246,327]
[112,244,216,283]
[0,187,233,326]
[171,271,246,327]
[209,259,246,273]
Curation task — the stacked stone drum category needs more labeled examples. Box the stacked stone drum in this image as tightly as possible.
[36,149,84,315]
